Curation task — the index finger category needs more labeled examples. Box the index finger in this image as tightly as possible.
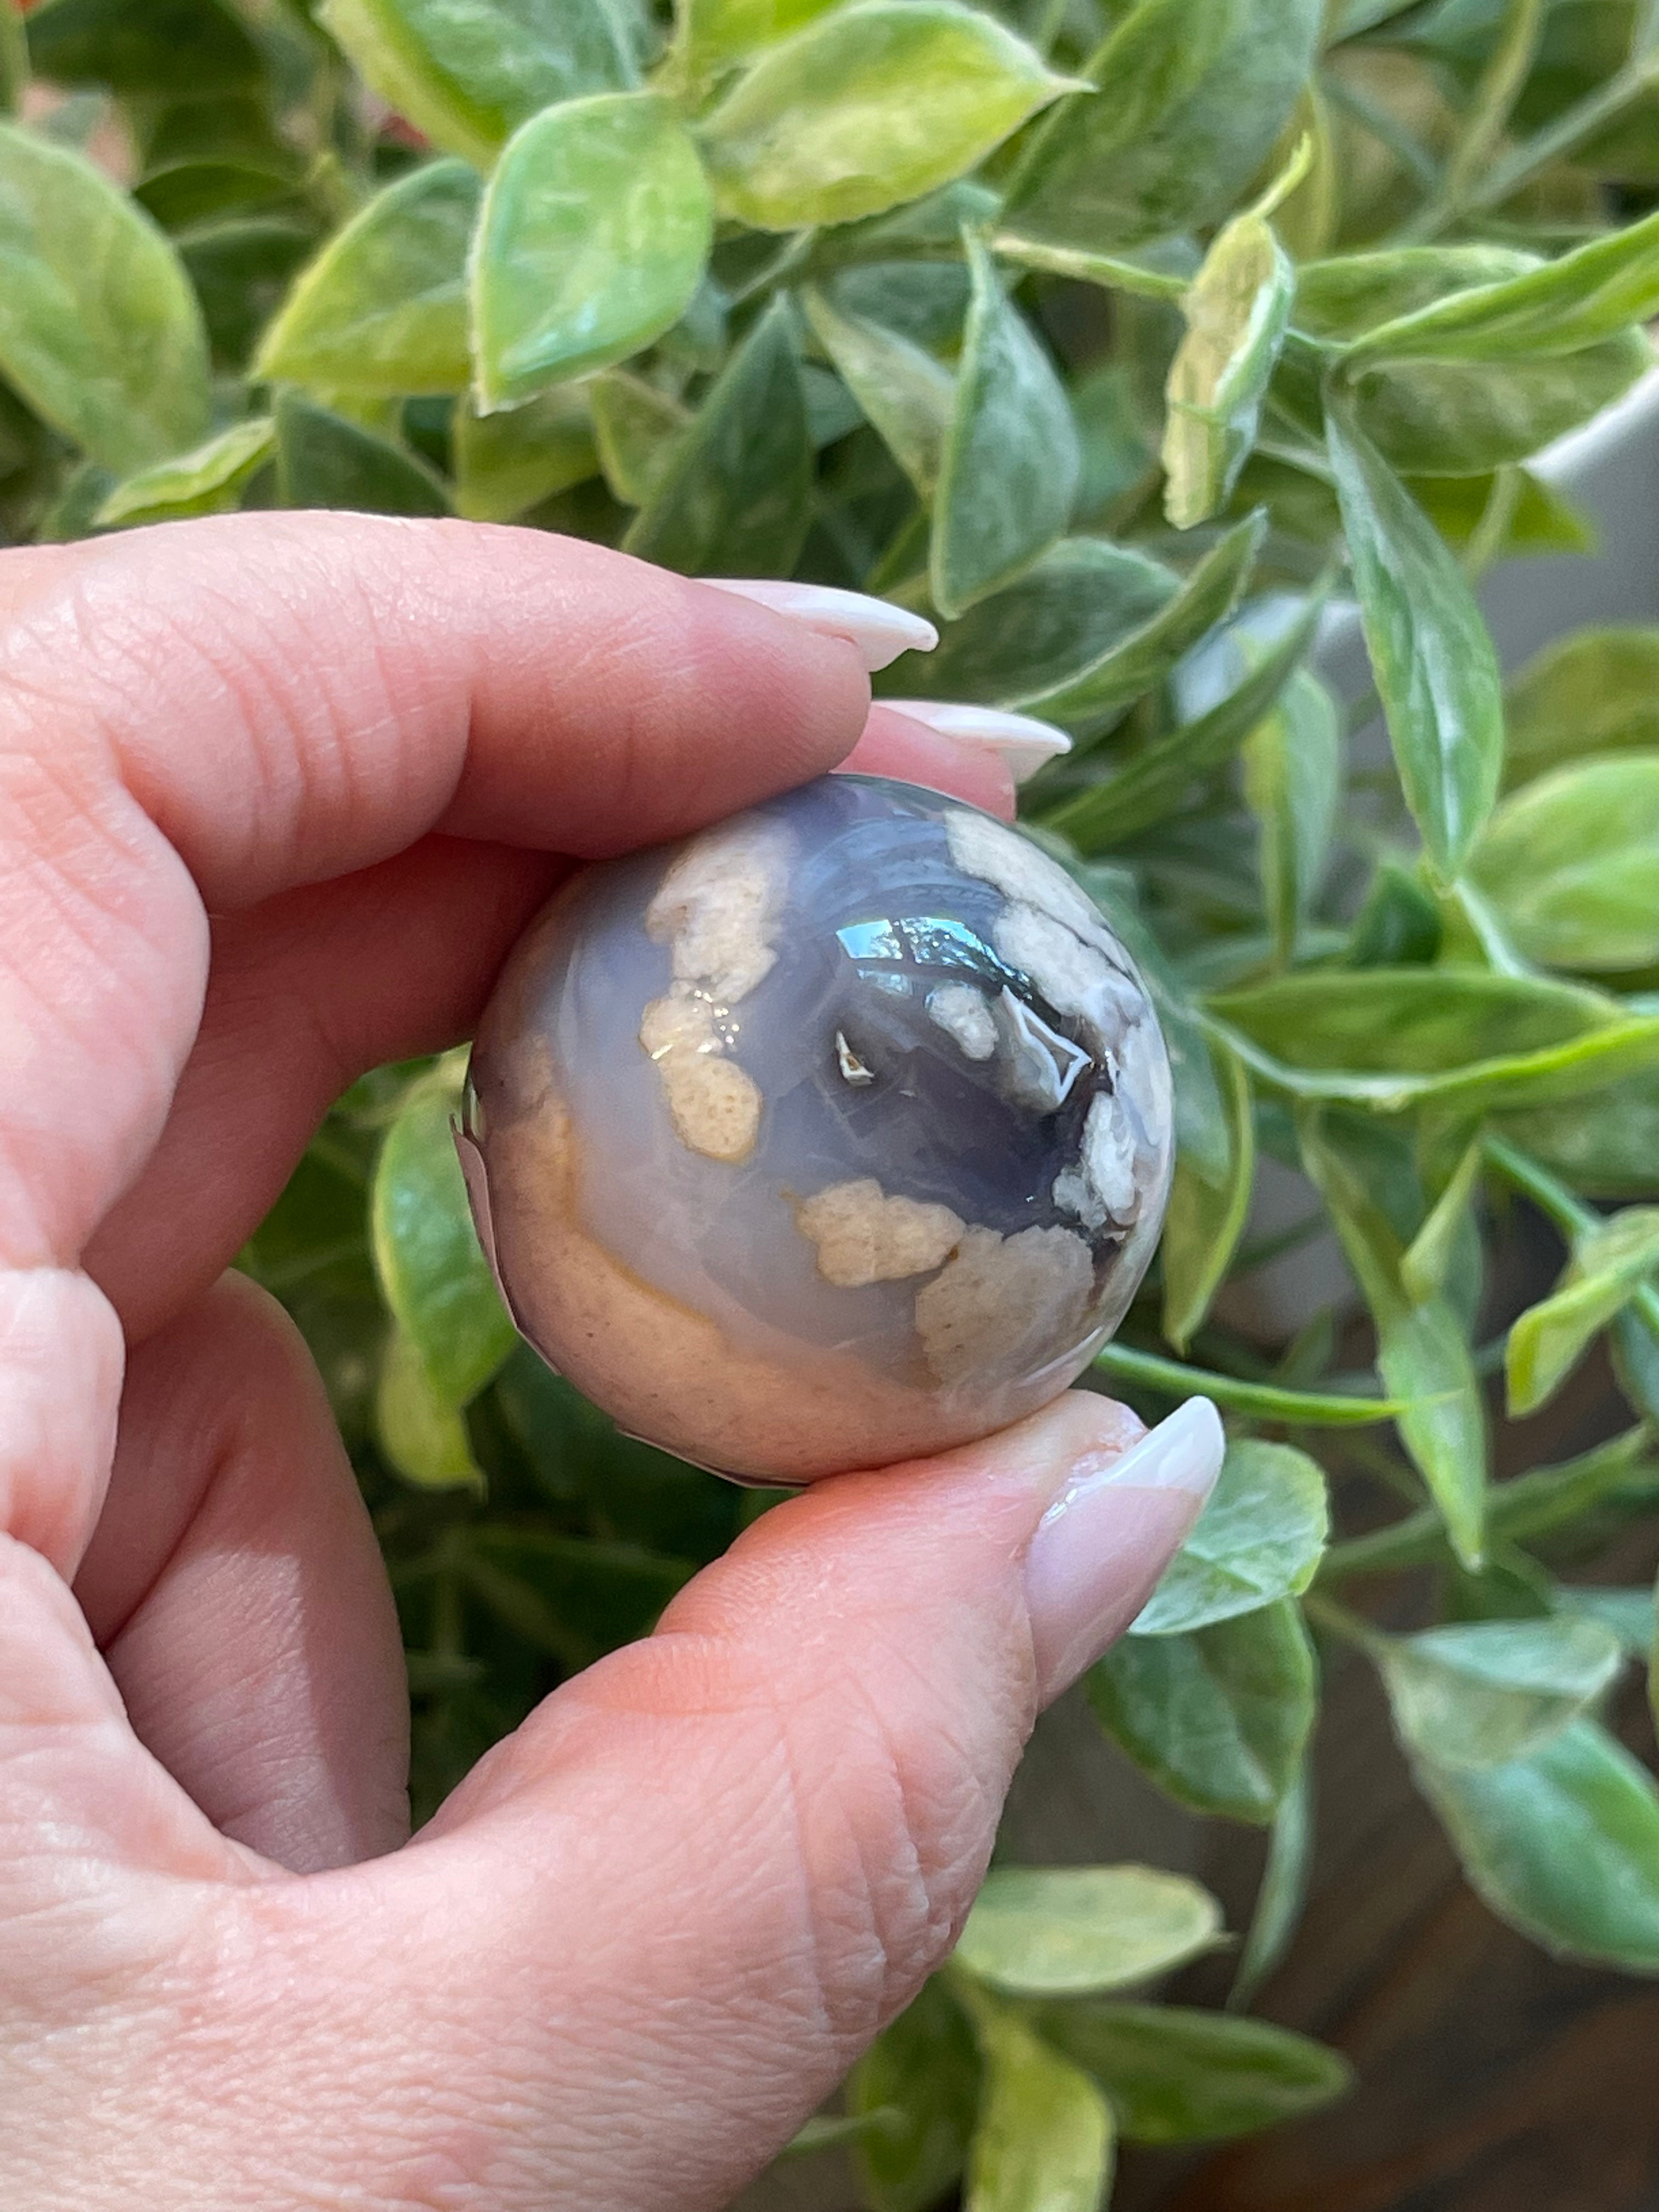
[0,512,876,1273]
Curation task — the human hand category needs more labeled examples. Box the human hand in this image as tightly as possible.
[0,514,1222,2210]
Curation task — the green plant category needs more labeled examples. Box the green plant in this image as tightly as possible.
[12,0,1659,2199]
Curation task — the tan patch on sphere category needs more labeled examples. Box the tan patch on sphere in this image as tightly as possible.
[794,1178,966,1288]
[916,1224,1094,1388]
[658,1051,763,1164]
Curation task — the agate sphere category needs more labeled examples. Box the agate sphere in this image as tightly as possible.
[459,775,1173,1485]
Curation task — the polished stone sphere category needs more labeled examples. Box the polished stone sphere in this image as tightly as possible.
[459,776,1173,1485]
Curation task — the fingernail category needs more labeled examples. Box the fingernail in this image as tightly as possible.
[1024,1398,1224,1706]
[701,579,938,672]
[882,700,1072,785]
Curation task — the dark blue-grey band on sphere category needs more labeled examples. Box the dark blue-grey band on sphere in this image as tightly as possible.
[462,775,1173,1485]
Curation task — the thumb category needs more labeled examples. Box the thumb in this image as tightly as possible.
[339,1390,1222,2212]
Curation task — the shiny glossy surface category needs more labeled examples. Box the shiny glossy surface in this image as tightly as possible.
[461,776,1172,1484]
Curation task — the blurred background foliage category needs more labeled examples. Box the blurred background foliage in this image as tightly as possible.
[11,0,1659,2201]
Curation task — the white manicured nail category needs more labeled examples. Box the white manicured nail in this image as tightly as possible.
[882,700,1073,784]
[701,579,938,671]
[1024,1398,1225,1703]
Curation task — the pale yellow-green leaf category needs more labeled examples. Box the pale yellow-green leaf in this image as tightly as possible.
[95,418,275,527]
[375,1327,485,1491]
[1161,1041,1254,1351]
[698,1,1076,232]
[255,159,480,397]
[472,94,713,406]
[955,1866,1223,1996]
[0,121,210,471]
[964,2001,1114,2212]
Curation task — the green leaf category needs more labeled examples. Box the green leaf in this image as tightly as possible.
[1377,1300,1488,1567]
[255,159,480,398]
[1299,1108,1487,1568]
[1381,1615,1624,1770]
[1414,466,1596,561]
[1294,244,1546,343]
[370,1063,517,1407]
[472,93,713,407]
[1215,972,1608,1081]
[375,1325,484,1491]
[1044,590,1322,851]
[1088,1601,1316,1824]
[274,391,452,515]
[1004,0,1323,252]
[1036,2002,1351,2145]
[1325,399,1501,882]
[588,370,690,505]
[135,158,305,237]
[452,386,597,520]
[27,0,262,94]
[677,0,840,75]
[963,2001,1115,2212]
[1506,1206,1659,1416]
[698,1,1074,232]
[816,256,971,352]
[1499,1067,1659,1200]
[1163,201,1295,530]
[1025,513,1265,737]
[182,213,319,370]
[1162,1040,1254,1352]
[930,234,1079,618]
[1342,334,1651,478]
[0,122,210,472]
[1400,1132,1484,1305]
[1132,1441,1328,1637]
[1346,860,1442,968]
[955,1867,1223,1998]
[1412,1718,1659,1971]
[1348,201,1659,362]
[95,417,275,527]
[625,295,811,575]
[0,0,23,114]
[1229,1762,1312,2010]
[1241,669,1340,968]
[877,538,1178,714]
[802,282,953,499]
[1211,968,1659,1113]
[1281,249,1650,471]
[318,0,637,168]
[1470,756,1659,973]
[1554,1584,1657,1658]
[1504,626,1659,788]
[849,1977,982,2212]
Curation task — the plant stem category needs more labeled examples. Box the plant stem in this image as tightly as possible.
[1418,59,1659,236]
[1093,1341,1407,1425]
[1302,1587,1390,1654]
[1400,0,1545,242]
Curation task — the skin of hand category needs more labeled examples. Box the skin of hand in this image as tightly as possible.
[0,514,1223,2212]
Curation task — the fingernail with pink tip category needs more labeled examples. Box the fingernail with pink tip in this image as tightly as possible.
[1025,1398,1224,1706]
[701,579,938,672]
[883,700,1073,786]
